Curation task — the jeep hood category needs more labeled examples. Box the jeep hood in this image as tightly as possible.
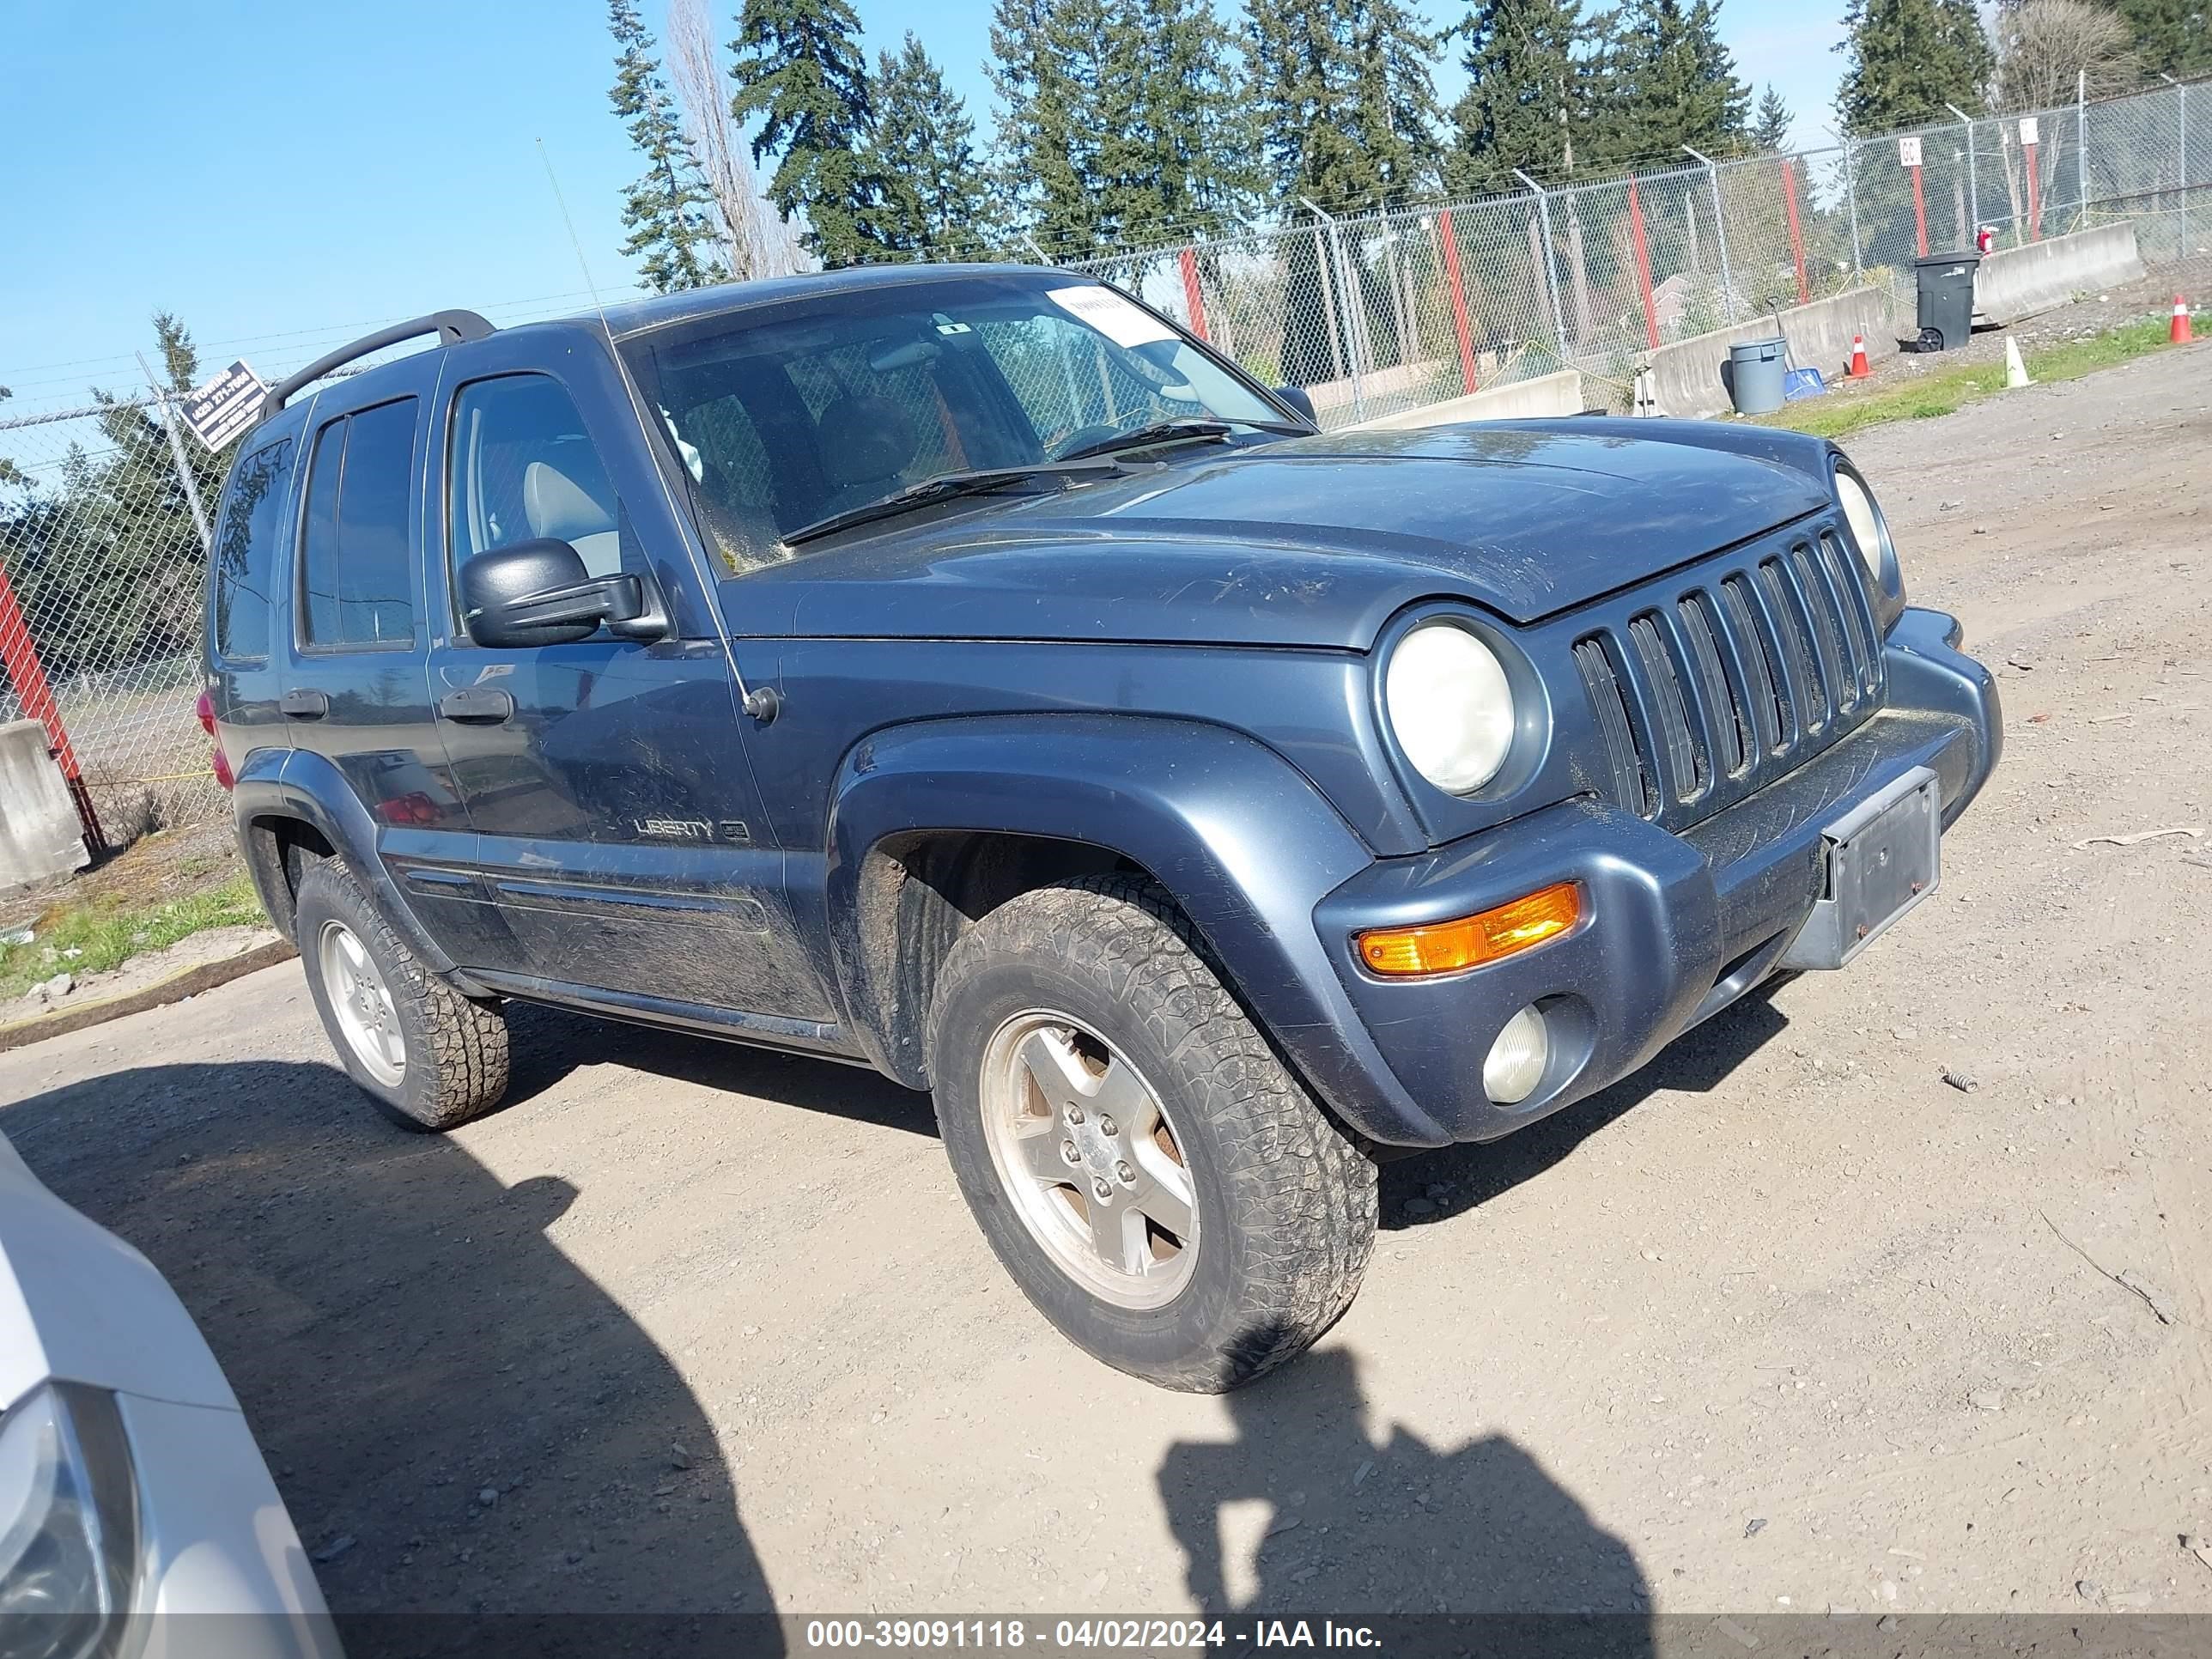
[730,425,1832,649]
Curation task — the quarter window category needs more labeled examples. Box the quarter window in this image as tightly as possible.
[210,435,293,660]
[299,398,420,648]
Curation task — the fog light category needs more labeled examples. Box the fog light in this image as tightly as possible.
[1484,1004,1551,1104]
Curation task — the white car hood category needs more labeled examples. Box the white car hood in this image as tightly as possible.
[0,1125,240,1412]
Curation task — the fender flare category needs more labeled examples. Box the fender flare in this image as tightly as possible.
[824,714,1451,1148]
[232,748,479,988]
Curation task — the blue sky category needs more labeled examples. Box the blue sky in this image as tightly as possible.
[0,0,1844,417]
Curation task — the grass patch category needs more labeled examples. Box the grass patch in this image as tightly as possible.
[2,871,266,1003]
[1755,314,2180,441]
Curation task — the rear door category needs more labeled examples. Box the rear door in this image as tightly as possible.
[419,334,831,1023]
[275,361,483,961]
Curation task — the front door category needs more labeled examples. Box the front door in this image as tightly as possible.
[420,346,830,1024]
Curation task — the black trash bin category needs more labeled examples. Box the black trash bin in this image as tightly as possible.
[1912,252,1980,351]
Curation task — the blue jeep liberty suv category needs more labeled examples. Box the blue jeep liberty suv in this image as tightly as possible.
[202,265,2000,1390]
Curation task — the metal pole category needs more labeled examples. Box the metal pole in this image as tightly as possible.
[1946,103,1979,234]
[1021,231,1054,266]
[137,355,212,555]
[1683,146,1732,319]
[1299,198,1362,419]
[1510,169,1569,351]
[2078,70,2090,225]
[1831,130,1864,280]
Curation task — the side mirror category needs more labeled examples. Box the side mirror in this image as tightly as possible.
[1273,384,1316,425]
[459,539,666,649]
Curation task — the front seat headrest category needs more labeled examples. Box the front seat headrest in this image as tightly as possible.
[523,459,617,544]
[815,394,919,490]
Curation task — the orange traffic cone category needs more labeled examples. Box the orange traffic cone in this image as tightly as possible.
[1847,335,1871,379]
[2172,295,2195,345]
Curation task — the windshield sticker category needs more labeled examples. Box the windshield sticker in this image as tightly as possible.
[1048,285,1177,349]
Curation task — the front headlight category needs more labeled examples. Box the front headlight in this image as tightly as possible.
[0,1382,141,1659]
[1834,469,1892,579]
[1384,620,1516,794]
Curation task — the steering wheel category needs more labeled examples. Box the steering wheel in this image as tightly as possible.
[1049,423,1121,459]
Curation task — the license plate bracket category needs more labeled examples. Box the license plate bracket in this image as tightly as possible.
[1778,765,1942,971]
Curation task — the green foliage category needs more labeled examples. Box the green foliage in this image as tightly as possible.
[991,0,1255,258]
[0,315,221,683]
[729,0,884,267]
[1751,84,1793,151]
[1445,0,1599,191]
[2112,0,2212,74]
[1594,0,1753,161]
[608,0,725,294]
[1246,0,1444,213]
[1834,0,1994,134]
[867,34,998,258]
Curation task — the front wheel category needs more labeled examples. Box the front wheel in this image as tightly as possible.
[927,875,1377,1391]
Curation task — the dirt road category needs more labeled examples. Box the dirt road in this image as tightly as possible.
[4,343,2209,1626]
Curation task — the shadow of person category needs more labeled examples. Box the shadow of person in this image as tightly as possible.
[0,1060,781,1659]
[1159,1337,1650,1657]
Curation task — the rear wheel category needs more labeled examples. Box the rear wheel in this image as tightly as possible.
[294,858,509,1132]
[928,875,1376,1392]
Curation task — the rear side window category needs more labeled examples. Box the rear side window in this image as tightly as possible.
[210,435,294,660]
[300,398,420,648]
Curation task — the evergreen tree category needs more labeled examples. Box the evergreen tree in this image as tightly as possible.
[1114,0,1256,245]
[1750,83,1793,150]
[2112,0,2210,74]
[1834,0,1994,134]
[728,0,884,267]
[1446,0,1596,191]
[1245,0,1443,212]
[867,34,996,258]
[608,0,725,293]
[1595,0,1753,162]
[988,0,1110,255]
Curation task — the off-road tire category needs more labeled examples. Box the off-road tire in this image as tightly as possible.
[927,873,1377,1391]
[294,858,509,1132]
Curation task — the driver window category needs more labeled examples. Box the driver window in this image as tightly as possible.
[448,374,639,585]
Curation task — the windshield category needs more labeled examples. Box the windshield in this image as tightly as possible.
[618,272,1297,569]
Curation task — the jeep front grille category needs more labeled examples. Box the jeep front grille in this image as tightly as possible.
[1573,528,1887,831]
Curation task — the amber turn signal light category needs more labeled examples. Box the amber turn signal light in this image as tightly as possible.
[1356,882,1582,977]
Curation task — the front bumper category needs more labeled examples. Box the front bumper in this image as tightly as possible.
[1317,607,2000,1144]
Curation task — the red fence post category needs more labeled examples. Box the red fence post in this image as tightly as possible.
[2024,143,2042,240]
[1176,247,1209,342]
[1434,210,1480,392]
[0,565,104,851]
[1627,178,1661,349]
[1782,159,1810,304]
[1911,162,1929,256]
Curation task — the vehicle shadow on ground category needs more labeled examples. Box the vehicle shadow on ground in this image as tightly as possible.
[0,1060,784,1657]
[1378,989,1791,1230]
[1158,1335,1651,1645]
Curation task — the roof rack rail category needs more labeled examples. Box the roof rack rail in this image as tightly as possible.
[258,310,496,422]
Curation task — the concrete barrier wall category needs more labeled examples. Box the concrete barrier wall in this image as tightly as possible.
[1647,287,1902,419]
[0,720,89,889]
[1975,223,2146,325]
[1347,369,1587,428]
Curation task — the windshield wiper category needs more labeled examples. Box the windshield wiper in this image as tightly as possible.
[781,459,1127,545]
[1055,416,1311,462]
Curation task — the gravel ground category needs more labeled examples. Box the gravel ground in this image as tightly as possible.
[3,339,2209,1632]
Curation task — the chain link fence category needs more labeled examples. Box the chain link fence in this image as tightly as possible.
[3,76,2207,857]
[1074,76,2209,422]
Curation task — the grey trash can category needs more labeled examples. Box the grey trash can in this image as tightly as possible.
[1912,252,1980,351]
[1727,337,1789,416]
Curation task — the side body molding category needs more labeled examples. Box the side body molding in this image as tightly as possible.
[824,714,1452,1148]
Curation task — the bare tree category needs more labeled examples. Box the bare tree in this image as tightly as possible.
[665,0,809,278]
[1993,0,2136,111]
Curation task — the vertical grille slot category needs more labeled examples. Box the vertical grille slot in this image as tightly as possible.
[1677,592,1749,778]
[1717,573,1787,754]
[1820,531,1885,701]
[1756,556,1826,735]
[1573,636,1656,817]
[1788,541,1851,714]
[1627,612,1708,801]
